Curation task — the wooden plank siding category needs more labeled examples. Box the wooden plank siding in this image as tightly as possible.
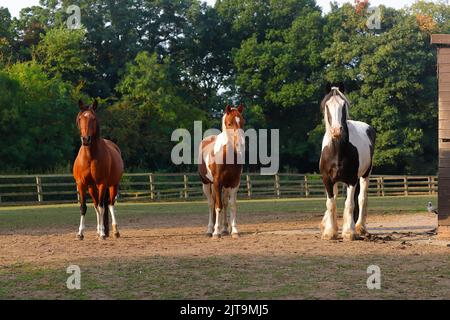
[433,34,450,227]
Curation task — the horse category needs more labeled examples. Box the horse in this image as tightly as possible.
[319,87,376,241]
[198,104,245,239]
[73,100,124,240]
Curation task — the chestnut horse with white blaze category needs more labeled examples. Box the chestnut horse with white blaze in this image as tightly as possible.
[73,100,124,240]
[198,104,245,239]
[319,87,376,241]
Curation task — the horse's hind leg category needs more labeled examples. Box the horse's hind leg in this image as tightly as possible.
[109,185,120,238]
[77,184,87,240]
[203,184,214,237]
[356,177,370,237]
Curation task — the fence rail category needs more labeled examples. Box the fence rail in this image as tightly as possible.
[0,173,438,206]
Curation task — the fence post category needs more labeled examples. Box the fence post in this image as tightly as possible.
[304,176,310,198]
[183,175,189,200]
[149,174,155,200]
[404,176,409,196]
[246,175,252,199]
[35,176,43,203]
[275,174,281,199]
[432,176,436,195]
[376,177,381,197]
[428,176,432,195]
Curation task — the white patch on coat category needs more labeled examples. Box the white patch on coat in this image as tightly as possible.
[204,154,214,182]
[348,120,373,178]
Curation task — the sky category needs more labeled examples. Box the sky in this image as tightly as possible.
[0,0,427,18]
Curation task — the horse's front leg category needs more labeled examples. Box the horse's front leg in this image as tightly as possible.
[356,177,370,237]
[212,180,223,239]
[96,184,107,240]
[342,184,357,241]
[221,188,230,236]
[77,184,87,240]
[321,179,338,240]
[88,186,100,235]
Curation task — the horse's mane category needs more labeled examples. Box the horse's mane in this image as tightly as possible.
[76,109,101,140]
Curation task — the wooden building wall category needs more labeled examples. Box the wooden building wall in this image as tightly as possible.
[432,34,450,230]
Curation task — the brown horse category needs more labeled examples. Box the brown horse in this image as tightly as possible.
[73,100,124,240]
[198,104,245,239]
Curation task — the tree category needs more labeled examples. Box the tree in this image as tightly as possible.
[103,52,208,170]
[232,0,325,172]
[33,26,94,86]
[322,4,437,174]
[0,62,76,172]
[0,7,14,64]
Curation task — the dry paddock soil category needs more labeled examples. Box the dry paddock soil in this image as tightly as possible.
[0,200,449,299]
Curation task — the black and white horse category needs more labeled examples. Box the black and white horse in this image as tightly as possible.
[319,87,376,241]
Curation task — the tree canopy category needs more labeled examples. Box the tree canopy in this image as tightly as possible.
[0,0,445,174]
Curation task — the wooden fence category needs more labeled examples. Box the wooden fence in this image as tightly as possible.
[0,173,438,206]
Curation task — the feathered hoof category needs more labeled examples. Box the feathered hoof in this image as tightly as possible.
[114,232,121,239]
[206,233,213,238]
[342,231,356,242]
[77,234,84,241]
[221,230,230,236]
[356,225,369,238]
[212,234,221,240]
[98,235,107,241]
[232,233,240,240]
[321,232,338,241]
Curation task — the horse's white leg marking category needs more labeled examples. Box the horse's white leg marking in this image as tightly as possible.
[78,215,85,237]
[98,206,106,239]
[342,185,356,241]
[321,185,338,240]
[221,188,230,234]
[229,187,239,238]
[213,207,222,238]
[95,206,100,235]
[203,184,214,235]
[109,205,120,237]
[356,177,370,236]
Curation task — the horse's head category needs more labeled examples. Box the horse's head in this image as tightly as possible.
[76,100,99,146]
[222,104,245,152]
[321,87,350,140]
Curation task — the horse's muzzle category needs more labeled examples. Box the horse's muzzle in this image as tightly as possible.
[81,136,92,146]
[330,126,343,139]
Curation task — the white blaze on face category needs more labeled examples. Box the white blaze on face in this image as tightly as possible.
[325,95,346,130]
[83,112,90,118]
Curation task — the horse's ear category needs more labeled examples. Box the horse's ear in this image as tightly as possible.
[92,99,98,111]
[237,103,244,113]
[78,100,85,110]
[225,105,232,114]
[338,82,346,93]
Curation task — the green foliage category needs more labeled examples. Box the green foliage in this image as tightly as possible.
[33,27,93,86]
[0,62,76,172]
[0,0,445,174]
[102,52,208,171]
[322,5,438,174]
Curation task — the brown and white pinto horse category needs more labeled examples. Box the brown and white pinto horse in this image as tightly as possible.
[73,100,124,240]
[319,87,376,241]
[198,104,245,239]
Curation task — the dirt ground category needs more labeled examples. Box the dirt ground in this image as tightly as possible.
[0,212,443,268]
[1,210,449,299]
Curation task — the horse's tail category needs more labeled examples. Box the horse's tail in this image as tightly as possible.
[353,180,360,224]
[103,188,110,237]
